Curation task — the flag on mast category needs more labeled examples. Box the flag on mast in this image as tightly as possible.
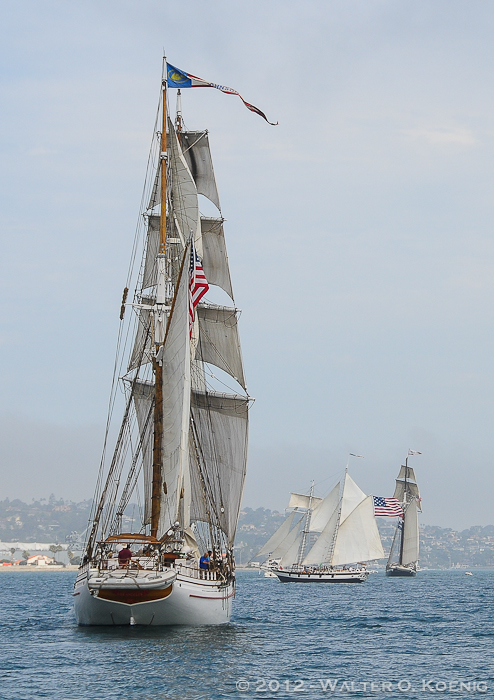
[408,450,422,456]
[189,240,209,337]
[166,63,278,125]
[373,497,404,517]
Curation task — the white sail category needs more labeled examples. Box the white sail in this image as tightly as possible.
[288,493,322,510]
[401,500,419,565]
[331,495,384,565]
[168,118,202,255]
[255,511,299,558]
[132,380,154,525]
[281,532,303,567]
[181,131,221,210]
[196,303,246,390]
[309,482,340,532]
[339,473,367,523]
[201,217,234,299]
[158,256,191,536]
[303,506,339,565]
[189,391,249,544]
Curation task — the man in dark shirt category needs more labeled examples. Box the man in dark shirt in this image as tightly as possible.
[118,545,132,567]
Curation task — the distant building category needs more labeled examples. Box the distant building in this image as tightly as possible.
[26,555,55,566]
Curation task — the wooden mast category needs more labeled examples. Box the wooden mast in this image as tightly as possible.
[151,69,168,538]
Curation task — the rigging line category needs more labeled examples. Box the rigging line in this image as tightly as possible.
[111,398,154,532]
[100,411,137,538]
[190,417,222,550]
[93,302,155,542]
[195,357,228,523]
[124,83,163,290]
[86,365,150,556]
[202,363,243,396]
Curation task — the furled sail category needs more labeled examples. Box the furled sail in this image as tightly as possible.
[201,217,234,299]
[255,511,300,559]
[331,495,384,566]
[309,482,340,532]
[189,390,249,544]
[288,493,323,510]
[158,258,191,536]
[181,131,221,210]
[196,303,246,390]
[132,380,154,525]
[401,500,419,565]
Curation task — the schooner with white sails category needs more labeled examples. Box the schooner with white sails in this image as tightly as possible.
[74,60,263,625]
[257,471,384,583]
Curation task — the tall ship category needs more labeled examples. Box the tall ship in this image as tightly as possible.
[385,453,422,577]
[257,471,384,583]
[74,61,253,625]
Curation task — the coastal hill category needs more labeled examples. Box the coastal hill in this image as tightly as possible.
[0,498,493,569]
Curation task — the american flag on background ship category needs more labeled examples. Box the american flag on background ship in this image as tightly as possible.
[373,496,404,517]
[189,240,209,336]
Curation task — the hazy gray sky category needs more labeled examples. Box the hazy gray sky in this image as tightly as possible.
[1,1,494,529]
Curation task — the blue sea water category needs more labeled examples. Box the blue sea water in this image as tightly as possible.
[0,570,492,700]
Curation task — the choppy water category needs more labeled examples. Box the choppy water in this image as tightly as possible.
[0,570,492,699]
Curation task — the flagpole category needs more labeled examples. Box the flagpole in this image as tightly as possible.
[160,56,168,254]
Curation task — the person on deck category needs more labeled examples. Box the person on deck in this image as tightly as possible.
[199,552,210,570]
[118,544,132,567]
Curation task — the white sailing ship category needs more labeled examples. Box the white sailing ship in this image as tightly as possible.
[74,63,251,625]
[257,472,384,583]
[385,455,422,577]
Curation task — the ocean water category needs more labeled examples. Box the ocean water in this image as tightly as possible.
[0,570,492,700]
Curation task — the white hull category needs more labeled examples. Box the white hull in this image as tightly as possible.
[73,565,235,626]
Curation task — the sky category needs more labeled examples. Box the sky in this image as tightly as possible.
[1,1,494,530]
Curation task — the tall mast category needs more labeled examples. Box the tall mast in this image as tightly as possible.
[151,61,168,538]
[398,455,408,565]
[297,481,314,566]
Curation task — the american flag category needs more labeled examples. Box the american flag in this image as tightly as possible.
[189,240,209,336]
[373,496,403,517]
